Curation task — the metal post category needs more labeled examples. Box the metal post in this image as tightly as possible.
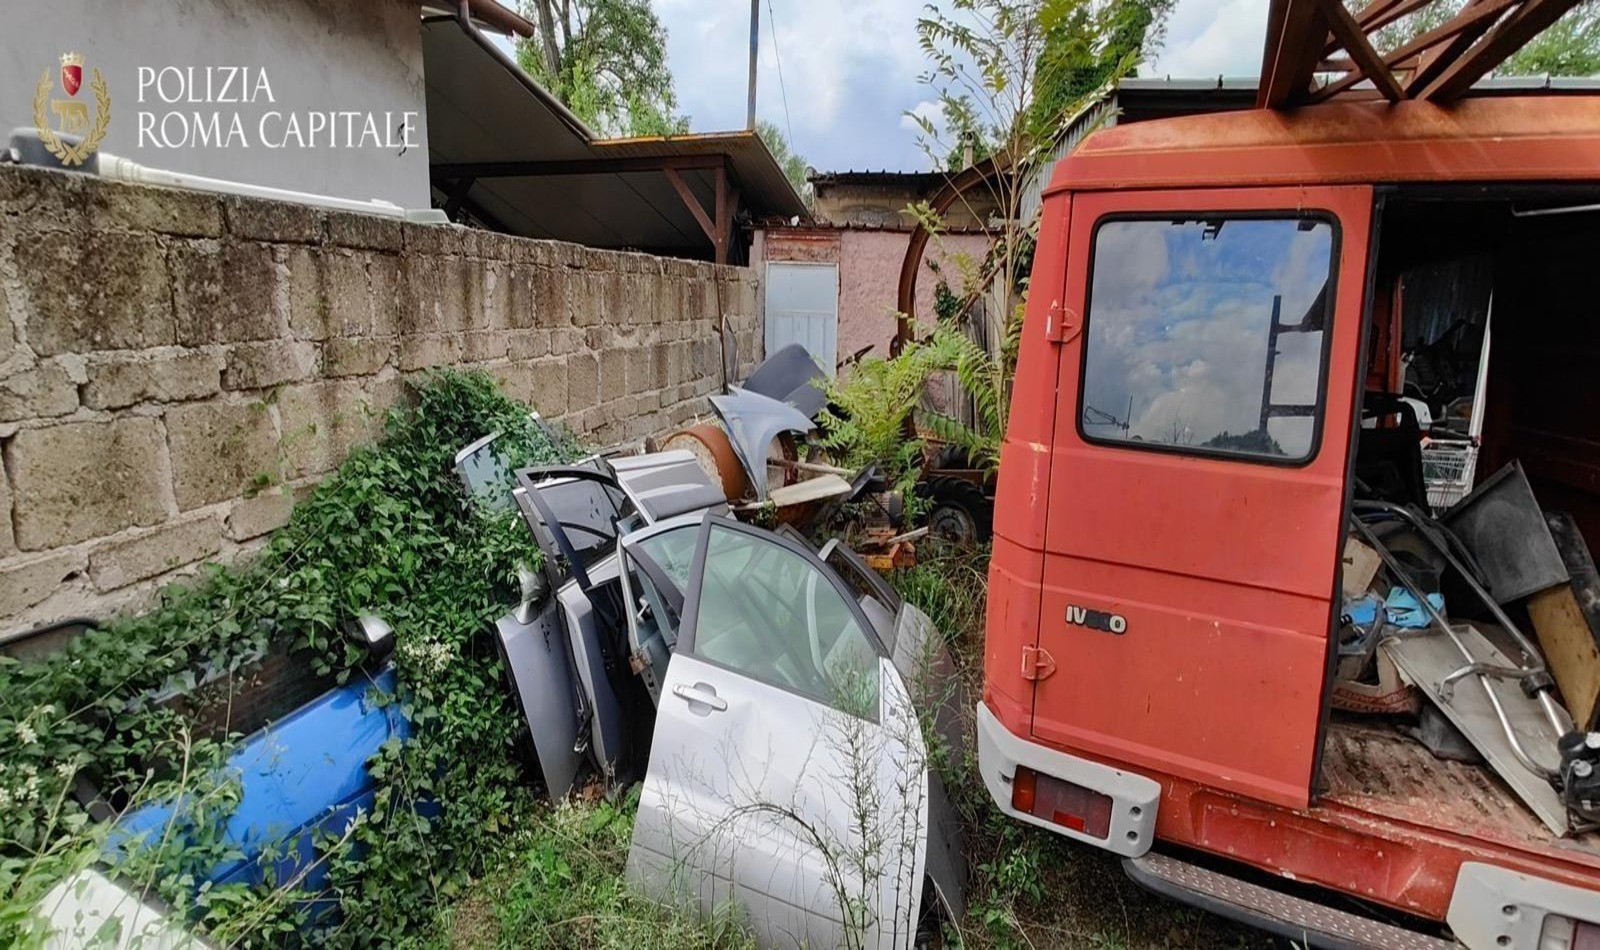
[746,0,760,130]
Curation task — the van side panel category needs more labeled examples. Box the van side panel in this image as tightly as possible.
[985,194,1071,730]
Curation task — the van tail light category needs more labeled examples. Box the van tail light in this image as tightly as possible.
[1543,914,1600,949]
[1010,766,1113,839]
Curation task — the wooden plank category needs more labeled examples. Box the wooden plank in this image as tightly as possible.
[1316,0,1407,100]
[663,166,717,244]
[1528,584,1600,731]
[1419,0,1584,101]
[1260,0,1332,107]
[1312,0,1518,101]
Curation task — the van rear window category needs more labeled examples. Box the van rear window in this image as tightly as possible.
[1078,215,1337,463]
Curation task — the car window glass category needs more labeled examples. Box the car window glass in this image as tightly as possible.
[1081,217,1335,462]
[692,526,880,718]
[628,525,698,651]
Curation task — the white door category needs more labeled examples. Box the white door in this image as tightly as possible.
[765,262,839,376]
[625,517,931,948]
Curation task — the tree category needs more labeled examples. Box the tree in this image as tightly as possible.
[517,0,689,136]
[1378,1,1600,77]
[757,120,813,207]
[893,0,1170,469]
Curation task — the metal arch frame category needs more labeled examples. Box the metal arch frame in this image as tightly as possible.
[1258,0,1587,108]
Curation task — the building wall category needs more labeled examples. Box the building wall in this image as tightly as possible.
[812,182,996,230]
[837,229,991,361]
[0,0,429,207]
[0,164,759,630]
[755,226,989,362]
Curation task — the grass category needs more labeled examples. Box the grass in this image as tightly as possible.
[892,543,1269,950]
[430,542,1269,949]
[411,793,752,950]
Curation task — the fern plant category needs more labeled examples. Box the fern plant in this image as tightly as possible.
[917,300,1026,474]
[818,341,950,495]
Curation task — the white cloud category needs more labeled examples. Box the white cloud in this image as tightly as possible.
[900,99,942,135]
[1146,0,1269,78]
[658,0,936,171]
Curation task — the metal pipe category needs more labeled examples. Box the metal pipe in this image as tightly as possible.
[1349,516,1562,780]
[1353,501,1550,671]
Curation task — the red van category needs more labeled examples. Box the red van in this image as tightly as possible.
[978,93,1600,948]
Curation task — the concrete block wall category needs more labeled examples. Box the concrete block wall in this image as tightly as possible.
[0,164,761,630]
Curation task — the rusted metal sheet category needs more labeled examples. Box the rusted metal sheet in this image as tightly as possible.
[1049,95,1600,195]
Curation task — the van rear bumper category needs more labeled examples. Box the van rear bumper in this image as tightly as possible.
[976,701,1160,857]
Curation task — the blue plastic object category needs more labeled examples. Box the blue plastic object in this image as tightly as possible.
[1384,587,1445,629]
[113,666,408,897]
[1342,593,1381,627]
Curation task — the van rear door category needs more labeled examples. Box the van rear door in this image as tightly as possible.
[1031,186,1372,810]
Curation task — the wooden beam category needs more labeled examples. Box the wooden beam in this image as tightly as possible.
[1406,0,1506,94]
[1321,0,1434,56]
[430,154,726,180]
[663,166,718,247]
[1260,0,1334,107]
[712,165,728,265]
[1316,0,1408,100]
[1311,0,1518,101]
[1419,0,1581,100]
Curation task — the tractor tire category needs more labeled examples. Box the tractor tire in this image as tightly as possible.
[931,444,973,471]
[924,476,993,546]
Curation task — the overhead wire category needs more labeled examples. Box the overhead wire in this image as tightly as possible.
[766,0,796,149]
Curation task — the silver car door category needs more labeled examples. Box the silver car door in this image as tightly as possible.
[627,518,935,949]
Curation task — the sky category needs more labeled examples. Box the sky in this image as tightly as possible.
[654,0,1270,174]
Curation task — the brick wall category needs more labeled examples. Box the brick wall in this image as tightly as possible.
[0,164,761,631]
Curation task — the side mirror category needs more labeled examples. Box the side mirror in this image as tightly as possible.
[515,562,548,624]
[345,614,395,667]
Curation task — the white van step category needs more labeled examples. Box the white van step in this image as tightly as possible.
[1124,851,1458,950]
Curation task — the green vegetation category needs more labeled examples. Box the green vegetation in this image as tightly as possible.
[757,119,813,207]
[517,0,688,136]
[0,371,584,946]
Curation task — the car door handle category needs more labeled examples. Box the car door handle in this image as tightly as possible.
[671,683,727,712]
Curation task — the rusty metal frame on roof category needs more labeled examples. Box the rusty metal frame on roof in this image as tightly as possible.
[1259,0,1587,107]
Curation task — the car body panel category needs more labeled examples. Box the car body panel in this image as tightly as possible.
[628,653,931,949]
[496,599,584,802]
[114,667,406,897]
[708,388,816,502]
[625,518,959,947]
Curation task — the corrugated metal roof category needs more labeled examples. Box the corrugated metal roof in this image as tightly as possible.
[421,16,807,257]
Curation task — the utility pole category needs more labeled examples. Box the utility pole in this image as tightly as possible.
[746,0,759,130]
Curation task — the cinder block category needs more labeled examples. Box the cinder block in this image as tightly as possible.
[0,551,85,617]
[396,334,462,371]
[223,194,324,243]
[171,240,280,344]
[322,337,391,378]
[0,360,78,422]
[567,354,598,409]
[276,379,388,478]
[226,488,295,541]
[82,351,222,409]
[10,418,171,547]
[463,330,508,364]
[327,211,403,252]
[531,360,569,416]
[165,401,280,510]
[90,182,222,237]
[89,514,222,590]
[223,340,317,390]
[17,231,175,354]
